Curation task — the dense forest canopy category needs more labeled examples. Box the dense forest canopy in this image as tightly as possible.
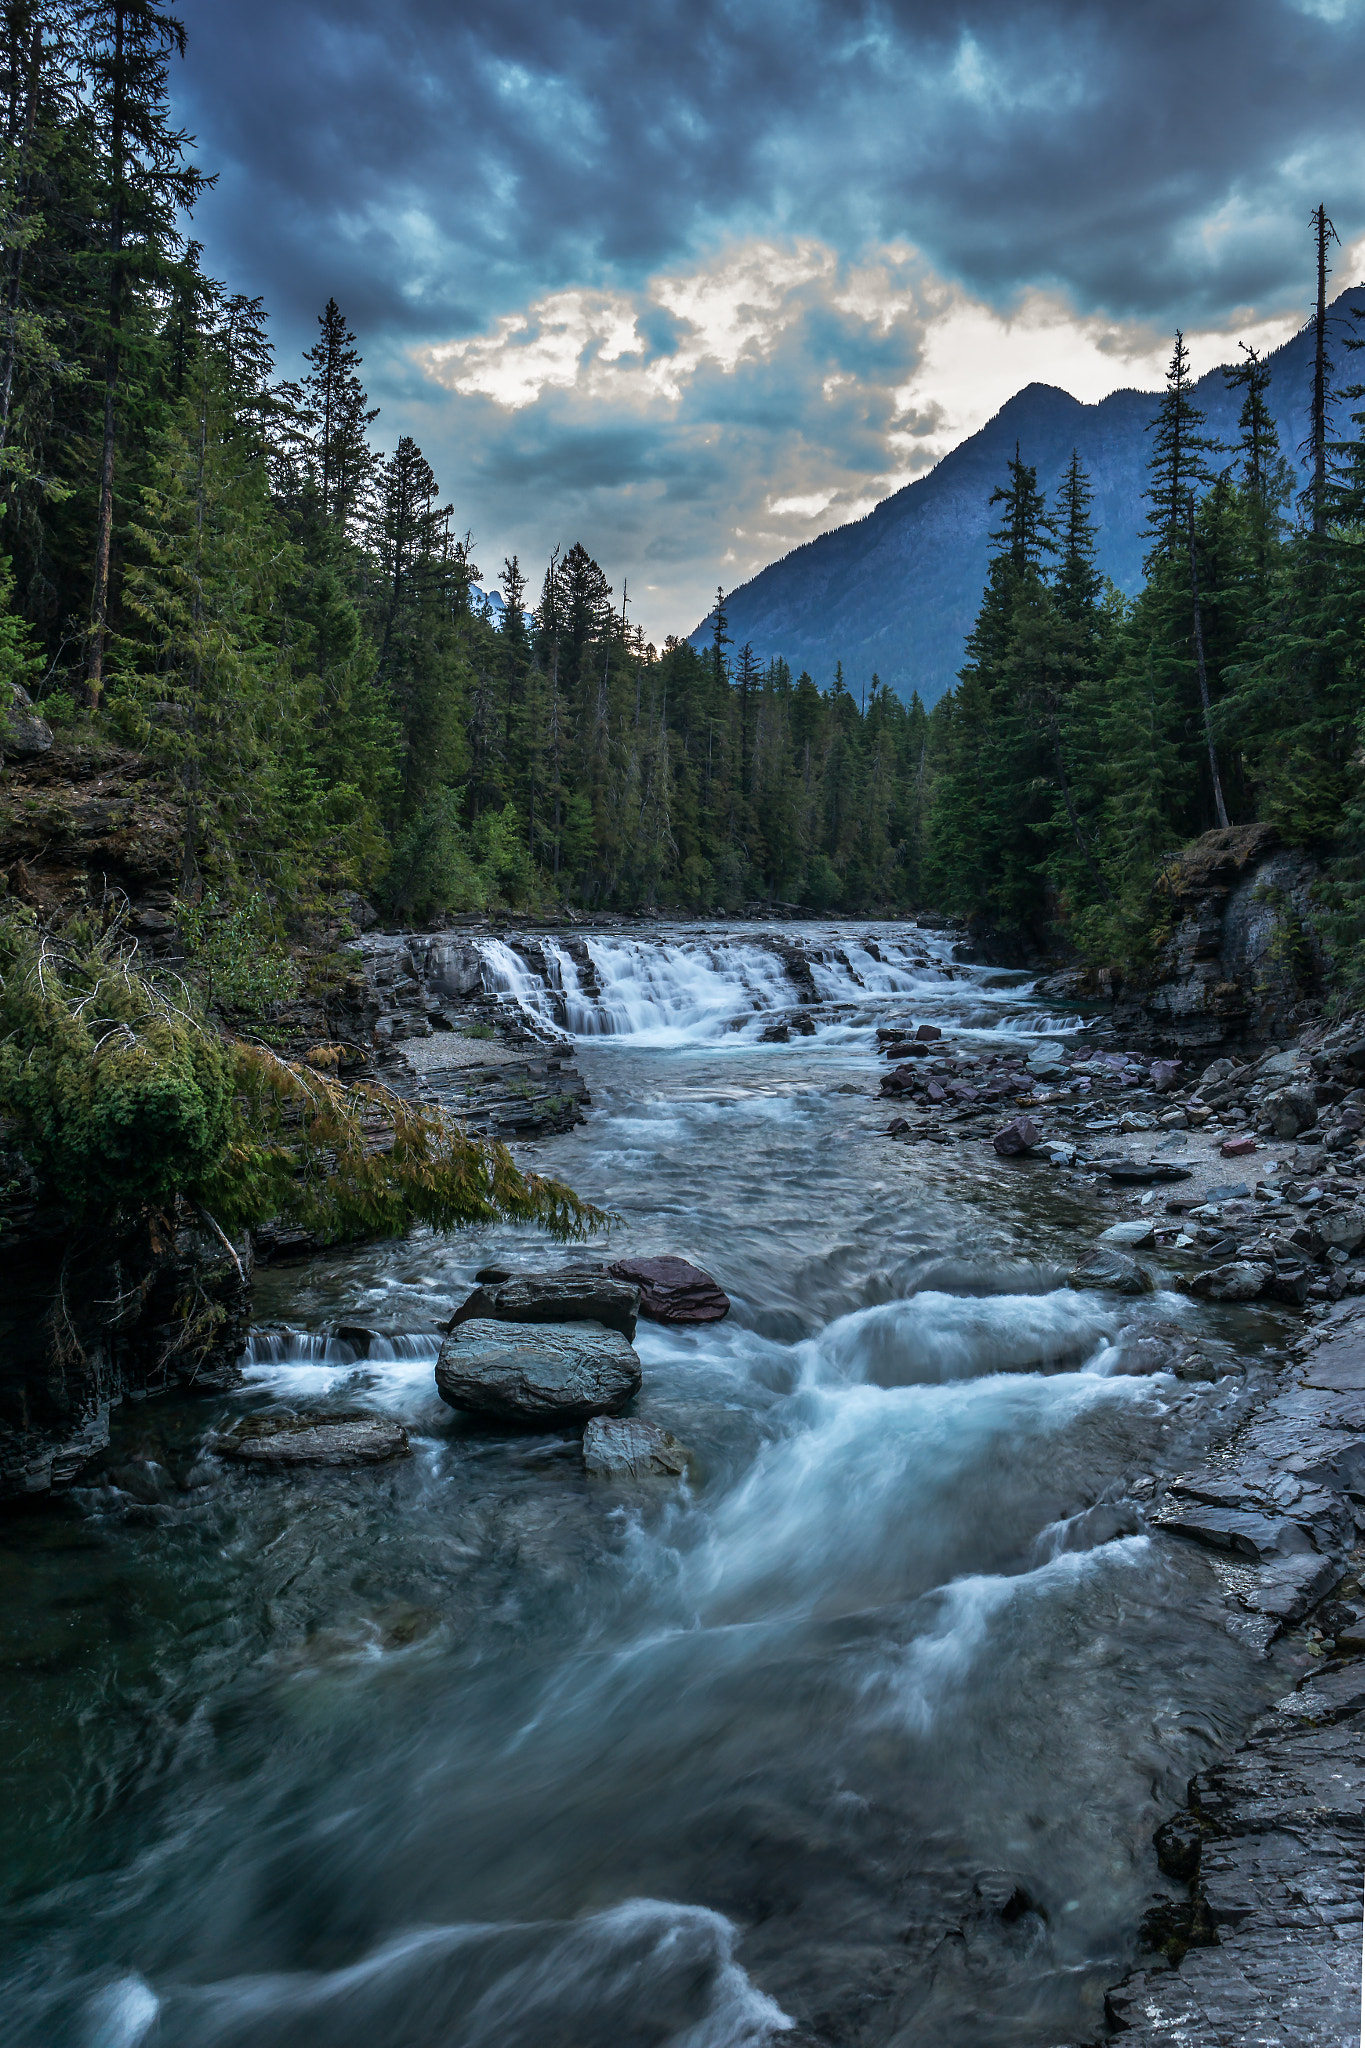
[1,5,1363,996]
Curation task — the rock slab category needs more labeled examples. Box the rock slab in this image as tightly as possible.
[582,1416,689,1477]
[608,1255,730,1324]
[215,1413,411,1466]
[435,1318,642,1425]
[448,1270,640,1342]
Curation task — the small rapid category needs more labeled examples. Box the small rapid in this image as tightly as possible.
[0,921,1286,2048]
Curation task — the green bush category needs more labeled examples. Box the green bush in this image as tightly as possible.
[0,917,236,1213]
[178,893,299,1015]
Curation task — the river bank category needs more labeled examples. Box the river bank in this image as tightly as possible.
[0,919,1359,2046]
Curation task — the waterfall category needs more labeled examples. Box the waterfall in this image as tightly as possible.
[471,926,965,1043]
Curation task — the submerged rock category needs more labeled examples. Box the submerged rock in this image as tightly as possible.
[1066,1248,1156,1295]
[435,1318,642,1425]
[608,1255,730,1324]
[582,1416,689,1478]
[213,1412,411,1466]
[447,1271,640,1342]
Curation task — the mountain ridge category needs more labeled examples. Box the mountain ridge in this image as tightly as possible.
[690,287,1365,704]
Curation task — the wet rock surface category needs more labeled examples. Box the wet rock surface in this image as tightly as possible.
[1099,1302,1365,2044]
[448,1270,640,1342]
[435,1317,643,1424]
[608,1254,731,1324]
[212,1412,411,1466]
[582,1416,689,1478]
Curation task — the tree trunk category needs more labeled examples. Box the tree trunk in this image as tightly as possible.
[1311,204,1336,538]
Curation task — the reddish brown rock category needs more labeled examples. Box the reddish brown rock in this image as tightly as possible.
[608,1255,730,1324]
[992,1115,1040,1156]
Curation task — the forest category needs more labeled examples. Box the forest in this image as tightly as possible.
[2,5,1363,994]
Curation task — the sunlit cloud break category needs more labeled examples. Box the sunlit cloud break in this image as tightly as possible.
[410,237,1307,643]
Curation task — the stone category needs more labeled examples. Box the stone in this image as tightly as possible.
[1066,1247,1157,1295]
[213,1412,411,1466]
[1149,1059,1183,1092]
[1220,1133,1257,1157]
[1095,1157,1193,1183]
[582,1416,689,1478]
[1098,1219,1157,1248]
[435,1318,642,1425]
[1267,1083,1317,1139]
[1317,1206,1365,1254]
[1157,1501,1315,1561]
[992,1114,1040,1156]
[608,1255,730,1324]
[1187,1260,1272,1301]
[447,1271,640,1342]
[914,1023,941,1041]
[2,681,52,760]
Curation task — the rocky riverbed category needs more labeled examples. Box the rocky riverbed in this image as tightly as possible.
[1,917,1361,2047]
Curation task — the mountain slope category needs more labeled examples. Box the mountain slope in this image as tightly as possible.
[691,288,1364,704]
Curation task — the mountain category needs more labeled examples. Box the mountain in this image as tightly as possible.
[690,287,1365,705]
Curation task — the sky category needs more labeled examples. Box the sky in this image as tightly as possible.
[175,0,1365,647]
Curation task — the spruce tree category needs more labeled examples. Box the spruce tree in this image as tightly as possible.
[82,0,208,705]
[301,297,378,530]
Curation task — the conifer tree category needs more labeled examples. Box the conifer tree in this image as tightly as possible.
[82,0,208,705]
[301,297,377,530]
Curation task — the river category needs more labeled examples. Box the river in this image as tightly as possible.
[0,922,1287,2047]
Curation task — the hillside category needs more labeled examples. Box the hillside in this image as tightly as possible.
[691,287,1365,704]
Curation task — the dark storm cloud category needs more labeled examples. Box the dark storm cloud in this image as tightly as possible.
[170,0,1365,640]
[180,0,1365,337]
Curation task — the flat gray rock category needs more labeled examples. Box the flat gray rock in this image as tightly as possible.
[215,1413,410,1466]
[448,1270,640,1342]
[1155,1502,1316,1562]
[582,1416,689,1478]
[435,1318,642,1426]
[1097,1218,1157,1248]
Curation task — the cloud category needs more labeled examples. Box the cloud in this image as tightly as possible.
[398,238,1312,644]
[168,0,1365,642]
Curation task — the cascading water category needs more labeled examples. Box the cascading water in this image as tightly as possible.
[0,921,1285,2048]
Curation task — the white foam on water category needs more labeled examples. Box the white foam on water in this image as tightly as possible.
[240,1330,444,1420]
[137,1899,792,2048]
[83,1976,160,2048]
[806,1288,1115,1388]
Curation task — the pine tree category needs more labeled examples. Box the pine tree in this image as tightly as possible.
[301,297,378,530]
[1142,332,1213,570]
[82,0,209,705]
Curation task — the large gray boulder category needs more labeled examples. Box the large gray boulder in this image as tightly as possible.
[435,1318,642,1425]
[448,1270,640,1342]
[1267,1084,1317,1139]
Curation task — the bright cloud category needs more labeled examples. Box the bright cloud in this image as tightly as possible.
[408,235,1314,645]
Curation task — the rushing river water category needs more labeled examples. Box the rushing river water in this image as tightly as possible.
[0,924,1289,2047]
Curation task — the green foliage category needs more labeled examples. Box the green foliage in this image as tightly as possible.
[0,916,235,1214]
[204,1042,607,1247]
[177,892,299,1014]
[0,912,607,1245]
